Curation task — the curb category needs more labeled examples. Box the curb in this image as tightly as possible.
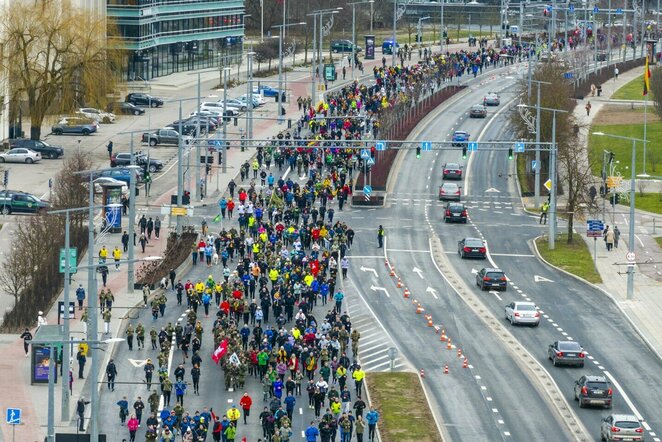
[530,235,662,364]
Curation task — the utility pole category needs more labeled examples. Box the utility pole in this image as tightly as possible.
[61,212,71,422]
[128,135,136,285]
[195,73,201,200]
[177,101,184,234]
[86,172,99,440]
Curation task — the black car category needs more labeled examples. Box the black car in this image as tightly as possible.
[111,152,163,173]
[125,93,164,107]
[458,238,486,259]
[109,101,145,115]
[444,202,467,223]
[476,267,507,291]
[574,375,612,408]
[8,139,64,159]
[169,121,200,136]
[185,116,217,132]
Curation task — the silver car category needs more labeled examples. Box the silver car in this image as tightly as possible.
[548,340,585,367]
[0,148,42,164]
[505,301,540,326]
[483,92,500,106]
[600,414,645,441]
[438,182,461,201]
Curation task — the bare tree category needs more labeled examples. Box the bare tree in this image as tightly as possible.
[0,247,32,306]
[649,66,662,120]
[0,0,120,140]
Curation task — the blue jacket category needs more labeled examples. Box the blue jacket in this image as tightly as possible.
[284,395,296,410]
[366,410,379,425]
[305,425,319,442]
[175,381,186,396]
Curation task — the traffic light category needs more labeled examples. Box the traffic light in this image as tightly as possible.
[610,193,620,206]
[462,147,467,159]
[508,148,513,160]
[143,164,151,184]
[416,147,421,158]
[205,163,212,175]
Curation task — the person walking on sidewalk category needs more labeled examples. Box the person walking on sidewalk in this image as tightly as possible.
[117,396,129,424]
[106,359,118,391]
[605,227,615,251]
[585,101,592,116]
[113,246,122,270]
[127,414,139,441]
[77,397,90,431]
[365,408,379,442]
[20,328,32,357]
[76,284,86,309]
[614,226,621,248]
[540,201,549,224]
[76,347,86,379]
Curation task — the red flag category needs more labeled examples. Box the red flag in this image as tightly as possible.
[211,339,228,364]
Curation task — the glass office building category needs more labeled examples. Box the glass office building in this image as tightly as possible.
[107,0,245,80]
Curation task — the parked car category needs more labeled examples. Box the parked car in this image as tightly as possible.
[470,104,487,118]
[0,148,42,164]
[443,202,467,223]
[382,40,399,55]
[0,190,50,215]
[108,102,145,115]
[199,101,237,114]
[125,93,164,107]
[457,237,486,259]
[442,162,463,180]
[99,167,143,185]
[547,340,585,367]
[142,128,192,146]
[438,182,461,201]
[252,85,281,97]
[51,117,98,135]
[8,139,64,159]
[475,267,507,291]
[189,111,222,125]
[574,375,612,408]
[483,92,500,106]
[600,414,645,441]
[236,94,264,108]
[78,107,116,123]
[331,39,362,53]
[168,121,203,137]
[93,177,129,195]
[111,152,164,173]
[504,301,540,326]
[219,99,247,112]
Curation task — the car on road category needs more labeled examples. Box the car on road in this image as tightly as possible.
[548,340,585,367]
[458,237,486,259]
[444,202,467,223]
[574,375,612,409]
[8,139,64,159]
[442,162,463,180]
[125,93,164,107]
[108,101,145,116]
[0,190,50,215]
[469,104,487,118]
[111,152,164,173]
[93,177,129,195]
[504,301,540,326]
[51,117,98,135]
[483,92,500,106]
[600,414,645,441]
[451,130,470,147]
[78,107,116,123]
[253,85,281,97]
[438,182,461,201]
[0,148,42,164]
[331,39,362,53]
[475,267,507,291]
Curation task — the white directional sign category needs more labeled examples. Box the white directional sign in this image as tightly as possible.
[128,358,148,368]
[375,141,386,151]
[485,188,501,193]
[360,266,378,277]
[421,141,432,151]
[412,267,424,279]
[366,157,375,166]
[370,285,390,297]
[426,287,438,299]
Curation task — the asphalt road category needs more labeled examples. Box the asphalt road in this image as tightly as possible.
[344,67,574,441]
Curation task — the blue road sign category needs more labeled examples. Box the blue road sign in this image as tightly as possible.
[616,7,622,13]
[568,4,575,12]
[363,185,372,195]
[515,142,525,153]
[532,160,538,170]
[375,141,386,151]
[593,6,599,13]
[467,142,478,152]
[587,219,605,229]
[6,408,21,425]
[563,72,574,79]
[421,141,432,151]
[366,157,376,166]
[360,149,371,160]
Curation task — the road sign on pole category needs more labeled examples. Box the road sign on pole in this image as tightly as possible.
[360,149,370,160]
[515,142,525,153]
[59,248,77,274]
[375,141,386,151]
[626,251,636,262]
[532,160,538,170]
[586,219,605,237]
[616,7,623,13]
[6,408,21,425]
[467,142,478,152]
[544,179,553,191]
[363,185,372,201]
[366,157,375,166]
[421,141,432,151]
[593,6,599,13]
[569,4,575,12]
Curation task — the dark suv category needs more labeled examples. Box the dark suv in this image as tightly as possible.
[574,375,612,408]
[125,93,164,107]
[8,139,64,159]
[111,152,163,173]
[444,202,467,223]
[476,267,507,291]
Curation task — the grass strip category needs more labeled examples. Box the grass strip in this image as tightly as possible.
[535,234,603,284]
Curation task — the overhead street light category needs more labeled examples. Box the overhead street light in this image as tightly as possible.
[348,1,374,79]
[592,131,647,300]
[308,8,342,101]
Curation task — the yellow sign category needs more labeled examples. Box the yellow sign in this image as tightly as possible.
[544,179,553,191]
[171,207,187,216]
[606,176,621,189]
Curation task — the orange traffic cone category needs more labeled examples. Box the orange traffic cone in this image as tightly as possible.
[440,330,447,341]
[463,358,469,368]
[420,368,425,378]
[447,338,452,350]
[415,304,424,314]
[389,267,395,277]
[385,259,389,267]
[443,364,449,374]
[397,278,403,288]
[427,317,433,327]
[457,348,463,358]
[403,288,410,298]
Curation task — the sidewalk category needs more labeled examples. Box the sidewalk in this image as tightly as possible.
[537,64,662,359]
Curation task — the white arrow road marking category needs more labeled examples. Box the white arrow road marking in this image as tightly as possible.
[426,287,438,299]
[489,290,502,301]
[128,358,148,368]
[412,267,424,279]
[485,187,501,193]
[360,266,378,277]
[370,285,390,298]
[534,275,554,283]
[471,268,478,274]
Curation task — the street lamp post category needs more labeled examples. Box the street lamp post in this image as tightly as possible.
[308,8,341,102]
[593,132,646,300]
[418,16,431,51]
[272,21,306,125]
[349,1,374,79]
[440,0,445,53]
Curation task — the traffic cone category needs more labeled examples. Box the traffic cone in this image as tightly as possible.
[403,288,410,298]
[420,368,425,378]
[457,348,462,358]
[385,259,389,267]
[446,338,452,350]
[463,358,469,368]
[440,330,447,341]
[389,267,395,277]
[427,317,433,327]
[443,364,449,374]
[397,278,403,288]
[415,304,424,314]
